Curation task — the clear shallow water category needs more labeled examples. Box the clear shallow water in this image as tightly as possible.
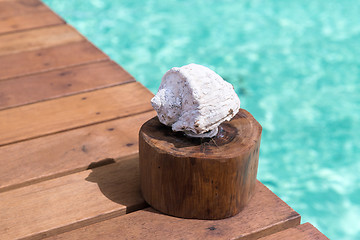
[44,0,360,239]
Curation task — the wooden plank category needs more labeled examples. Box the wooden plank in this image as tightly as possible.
[0,110,156,192]
[0,40,108,81]
[0,60,134,110]
[0,9,64,35]
[0,24,83,56]
[259,223,329,240]
[0,155,147,240]
[48,181,301,240]
[0,0,47,19]
[0,82,153,146]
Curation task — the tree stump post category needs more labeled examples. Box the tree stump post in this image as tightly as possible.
[139,109,262,219]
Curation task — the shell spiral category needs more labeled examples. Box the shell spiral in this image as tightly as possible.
[151,63,240,138]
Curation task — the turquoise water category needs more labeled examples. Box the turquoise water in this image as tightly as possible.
[43,0,360,239]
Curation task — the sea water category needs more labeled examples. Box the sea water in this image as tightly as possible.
[43,0,360,239]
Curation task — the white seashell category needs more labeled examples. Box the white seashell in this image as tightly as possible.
[151,63,240,138]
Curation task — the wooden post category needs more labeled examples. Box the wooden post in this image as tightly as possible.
[139,109,262,219]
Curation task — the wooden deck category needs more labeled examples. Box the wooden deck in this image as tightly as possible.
[0,0,329,239]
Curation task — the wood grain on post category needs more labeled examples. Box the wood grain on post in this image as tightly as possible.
[139,109,262,219]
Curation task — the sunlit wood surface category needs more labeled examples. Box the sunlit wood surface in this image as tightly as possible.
[0,1,328,239]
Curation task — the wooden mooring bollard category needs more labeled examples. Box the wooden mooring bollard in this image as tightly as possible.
[139,109,262,219]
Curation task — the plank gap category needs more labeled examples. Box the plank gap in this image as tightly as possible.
[0,108,154,148]
[0,9,65,35]
[44,182,301,240]
[0,40,109,81]
[0,156,149,239]
[0,154,136,194]
[0,82,154,146]
[0,111,156,193]
[0,60,135,111]
[0,24,84,56]
[258,222,329,240]
[0,57,109,83]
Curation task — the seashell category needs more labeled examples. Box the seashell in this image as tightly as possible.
[151,63,240,138]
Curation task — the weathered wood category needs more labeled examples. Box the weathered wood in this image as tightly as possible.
[0,2,64,34]
[0,60,134,110]
[48,181,300,240]
[259,223,329,240]
[0,24,83,56]
[0,110,155,192]
[0,156,147,240]
[0,41,108,81]
[0,82,153,146]
[0,0,48,19]
[139,110,262,219]
[0,2,329,240]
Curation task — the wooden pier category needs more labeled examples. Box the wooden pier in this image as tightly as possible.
[0,0,328,239]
